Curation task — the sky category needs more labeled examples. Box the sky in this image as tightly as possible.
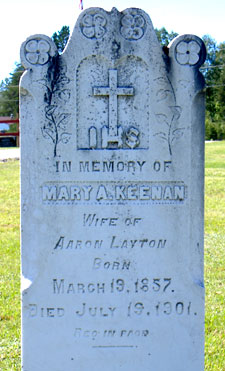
[1,0,225,82]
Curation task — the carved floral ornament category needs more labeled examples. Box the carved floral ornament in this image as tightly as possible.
[80,11,146,41]
[21,35,57,69]
[175,40,201,65]
[25,39,51,65]
[80,13,107,39]
[120,14,145,40]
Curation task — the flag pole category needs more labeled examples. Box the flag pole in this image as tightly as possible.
[79,0,84,11]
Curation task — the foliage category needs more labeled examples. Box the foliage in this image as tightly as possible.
[0,64,24,117]
[155,27,178,46]
[205,114,225,141]
[202,37,225,140]
[52,26,70,54]
[8,123,18,133]
[202,35,218,66]
[214,44,225,120]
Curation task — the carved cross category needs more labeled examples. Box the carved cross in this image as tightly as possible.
[93,69,134,137]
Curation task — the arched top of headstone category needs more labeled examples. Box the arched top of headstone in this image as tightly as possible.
[61,7,160,66]
[75,7,151,41]
[20,8,206,75]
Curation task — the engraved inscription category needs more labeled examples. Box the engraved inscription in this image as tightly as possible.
[110,236,167,249]
[54,236,103,250]
[53,236,167,250]
[27,300,196,319]
[74,328,150,340]
[56,161,72,172]
[75,304,116,317]
[28,304,65,318]
[79,160,146,173]
[83,213,142,227]
[42,182,187,204]
[83,214,119,227]
[127,301,194,317]
[93,258,131,271]
[74,301,194,319]
[52,277,172,295]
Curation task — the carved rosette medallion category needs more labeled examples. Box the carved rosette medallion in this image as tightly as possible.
[120,13,145,40]
[80,13,107,39]
[175,40,201,65]
[20,34,58,69]
[25,39,51,65]
[171,35,206,68]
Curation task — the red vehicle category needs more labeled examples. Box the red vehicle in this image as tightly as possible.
[0,117,19,147]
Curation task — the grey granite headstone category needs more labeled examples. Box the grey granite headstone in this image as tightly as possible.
[20,7,206,370]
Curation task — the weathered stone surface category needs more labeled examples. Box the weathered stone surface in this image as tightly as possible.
[20,7,206,370]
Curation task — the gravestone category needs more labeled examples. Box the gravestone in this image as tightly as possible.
[20,7,206,370]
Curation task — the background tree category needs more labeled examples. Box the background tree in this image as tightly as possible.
[0,26,70,118]
[155,27,178,46]
[0,64,24,118]
[52,26,70,53]
[202,38,225,140]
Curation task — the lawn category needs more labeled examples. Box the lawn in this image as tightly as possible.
[0,160,20,369]
[0,142,224,370]
[204,141,225,370]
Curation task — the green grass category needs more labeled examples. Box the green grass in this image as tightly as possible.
[204,141,225,370]
[0,142,224,370]
[0,160,20,369]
